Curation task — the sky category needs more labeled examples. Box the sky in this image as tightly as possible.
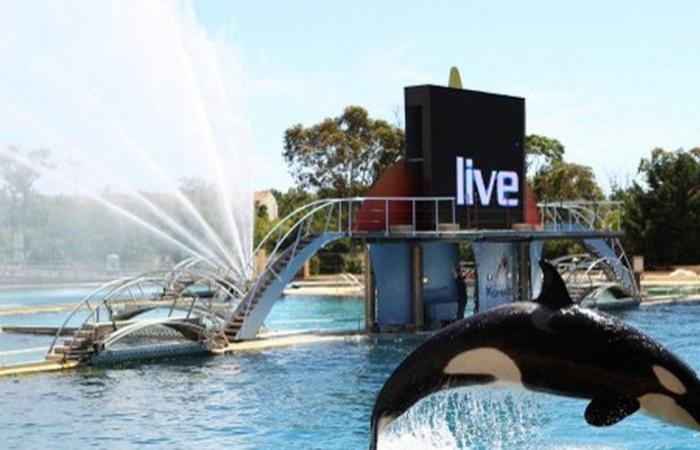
[0,1,698,195]
[194,0,700,192]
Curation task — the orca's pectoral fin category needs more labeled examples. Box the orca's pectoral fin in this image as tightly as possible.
[584,394,640,427]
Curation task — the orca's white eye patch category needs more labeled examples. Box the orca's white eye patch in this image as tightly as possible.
[653,365,687,395]
[443,347,522,384]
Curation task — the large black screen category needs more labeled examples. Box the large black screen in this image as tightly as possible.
[404,85,525,229]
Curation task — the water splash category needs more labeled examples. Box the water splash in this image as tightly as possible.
[382,386,546,450]
[0,102,237,270]
[0,147,213,264]
[0,1,252,275]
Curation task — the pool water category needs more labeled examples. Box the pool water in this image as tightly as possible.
[2,291,700,449]
[0,286,95,308]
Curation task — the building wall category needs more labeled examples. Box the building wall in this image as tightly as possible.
[254,191,279,220]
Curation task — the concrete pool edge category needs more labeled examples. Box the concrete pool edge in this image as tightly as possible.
[0,329,372,378]
[0,359,78,377]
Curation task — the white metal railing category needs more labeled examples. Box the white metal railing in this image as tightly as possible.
[543,202,638,296]
[538,200,623,231]
[231,197,636,338]
[45,265,238,358]
[232,197,457,332]
[253,197,456,283]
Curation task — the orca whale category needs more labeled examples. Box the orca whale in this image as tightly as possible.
[369,260,700,449]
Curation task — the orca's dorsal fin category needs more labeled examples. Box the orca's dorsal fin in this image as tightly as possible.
[536,259,574,309]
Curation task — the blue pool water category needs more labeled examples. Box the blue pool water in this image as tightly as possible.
[0,285,95,307]
[2,291,700,449]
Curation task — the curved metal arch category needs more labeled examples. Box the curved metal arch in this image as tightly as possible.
[586,281,628,300]
[538,201,623,231]
[110,301,224,321]
[263,200,341,272]
[109,278,230,323]
[100,276,210,321]
[169,256,237,284]
[551,253,595,267]
[48,261,243,358]
[47,276,138,356]
[250,198,331,260]
[99,319,209,349]
[237,200,344,322]
[96,272,231,328]
[167,267,244,299]
[583,256,623,280]
[101,275,171,303]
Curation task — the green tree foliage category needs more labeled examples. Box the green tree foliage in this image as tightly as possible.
[525,134,603,202]
[0,147,52,231]
[533,161,604,202]
[525,134,564,173]
[622,148,700,267]
[524,135,603,258]
[253,201,273,249]
[283,106,404,198]
[271,187,317,219]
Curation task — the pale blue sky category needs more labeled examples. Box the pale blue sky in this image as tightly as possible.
[194,0,700,192]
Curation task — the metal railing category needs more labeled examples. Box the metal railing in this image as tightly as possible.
[234,197,457,330]
[231,197,638,338]
[543,201,638,296]
[538,200,623,231]
[45,264,238,358]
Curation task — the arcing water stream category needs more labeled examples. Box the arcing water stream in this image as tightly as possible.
[0,0,252,276]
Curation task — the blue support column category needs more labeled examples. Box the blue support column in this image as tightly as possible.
[369,243,412,327]
[421,242,459,326]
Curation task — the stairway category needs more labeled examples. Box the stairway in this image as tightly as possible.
[46,325,100,362]
[582,237,637,295]
[223,232,344,342]
[223,236,316,341]
[546,222,637,296]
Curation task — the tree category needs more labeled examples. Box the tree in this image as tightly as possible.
[525,134,603,202]
[283,106,404,198]
[271,187,317,219]
[525,134,564,175]
[253,201,273,249]
[532,160,604,202]
[622,148,700,267]
[0,147,51,227]
[524,135,603,259]
[0,147,52,263]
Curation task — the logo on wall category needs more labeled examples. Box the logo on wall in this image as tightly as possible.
[455,157,519,207]
[485,254,513,299]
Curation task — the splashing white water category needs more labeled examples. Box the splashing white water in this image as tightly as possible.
[0,1,252,272]
[382,386,546,450]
